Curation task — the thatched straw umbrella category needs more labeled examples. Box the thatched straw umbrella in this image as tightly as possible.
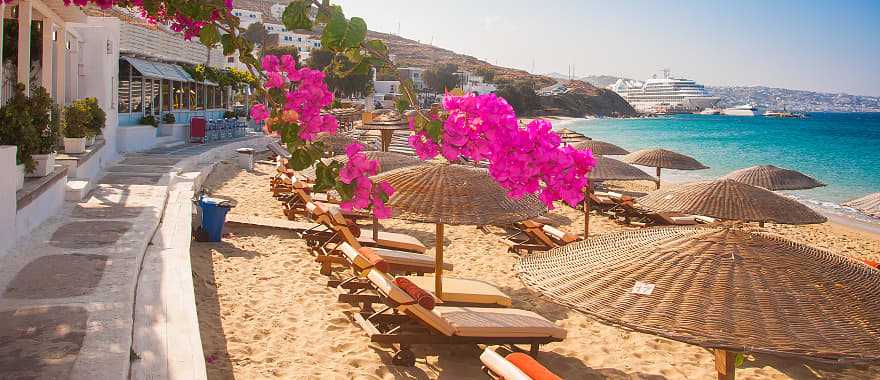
[314,133,369,155]
[358,113,410,152]
[372,163,546,297]
[721,165,825,190]
[330,151,422,174]
[556,127,590,143]
[573,139,630,156]
[517,225,880,380]
[622,148,708,189]
[844,193,880,218]
[582,156,655,237]
[637,179,827,226]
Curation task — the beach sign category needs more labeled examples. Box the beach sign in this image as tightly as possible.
[631,281,656,295]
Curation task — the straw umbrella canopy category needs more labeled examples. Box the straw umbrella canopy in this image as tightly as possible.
[517,225,880,379]
[721,165,825,191]
[581,156,655,237]
[331,151,422,174]
[372,163,546,297]
[573,139,630,156]
[637,179,827,225]
[622,148,709,189]
[844,193,880,218]
[556,127,590,143]
[314,133,370,155]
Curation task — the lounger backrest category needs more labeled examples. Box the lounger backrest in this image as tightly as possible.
[520,219,542,229]
[541,225,578,244]
[365,269,455,336]
[480,348,532,380]
[267,142,292,158]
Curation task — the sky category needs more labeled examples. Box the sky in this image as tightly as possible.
[333,0,880,96]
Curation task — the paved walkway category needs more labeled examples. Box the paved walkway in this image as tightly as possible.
[0,136,270,379]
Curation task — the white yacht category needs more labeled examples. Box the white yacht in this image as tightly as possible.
[722,104,763,116]
[608,70,720,114]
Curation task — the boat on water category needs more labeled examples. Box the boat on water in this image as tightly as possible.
[764,110,807,118]
[722,104,763,116]
[698,108,722,115]
[608,69,720,114]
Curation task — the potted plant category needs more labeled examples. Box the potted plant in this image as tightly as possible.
[62,100,92,154]
[84,98,106,145]
[140,115,158,128]
[0,85,38,189]
[28,87,61,177]
[162,112,176,125]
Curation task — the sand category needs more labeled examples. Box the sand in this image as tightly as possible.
[192,161,880,379]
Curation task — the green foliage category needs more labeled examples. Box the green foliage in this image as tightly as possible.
[322,15,366,51]
[140,115,158,127]
[0,84,38,171]
[423,63,461,93]
[495,81,541,115]
[242,22,270,46]
[282,1,314,30]
[199,24,221,47]
[62,100,93,139]
[395,95,410,114]
[307,48,373,98]
[162,113,177,124]
[30,87,61,155]
[79,98,106,136]
[185,64,256,89]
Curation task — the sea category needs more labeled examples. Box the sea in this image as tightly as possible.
[562,112,880,229]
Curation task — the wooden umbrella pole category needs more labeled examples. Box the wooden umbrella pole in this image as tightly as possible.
[656,167,662,190]
[584,189,591,239]
[435,223,444,299]
[372,215,379,241]
[714,349,736,380]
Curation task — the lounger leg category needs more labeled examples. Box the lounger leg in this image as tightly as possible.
[529,344,539,357]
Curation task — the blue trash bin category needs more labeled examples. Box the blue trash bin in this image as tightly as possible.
[197,196,234,242]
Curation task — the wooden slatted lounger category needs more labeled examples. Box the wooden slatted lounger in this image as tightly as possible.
[505,220,581,254]
[304,201,426,253]
[352,267,566,366]
[334,242,512,308]
[304,202,440,275]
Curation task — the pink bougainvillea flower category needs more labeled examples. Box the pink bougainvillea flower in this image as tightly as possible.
[250,103,269,122]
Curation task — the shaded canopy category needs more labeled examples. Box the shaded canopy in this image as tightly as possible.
[637,179,826,224]
[331,151,422,174]
[622,148,708,170]
[721,165,825,191]
[556,127,590,143]
[314,133,369,155]
[517,225,880,364]
[844,193,880,218]
[573,140,630,156]
[588,156,655,182]
[370,163,546,225]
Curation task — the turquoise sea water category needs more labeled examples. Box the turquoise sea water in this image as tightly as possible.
[566,113,880,209]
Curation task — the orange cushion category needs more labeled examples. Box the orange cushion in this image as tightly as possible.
[505,353,561,380]
[862,259,879,269]
[358,247,389,273]
[394,277,436,310]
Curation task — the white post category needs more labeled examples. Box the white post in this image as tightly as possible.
[17,0,33,95]
[0,146,17,256]
[41,17,53,91]
[1,2,6,102]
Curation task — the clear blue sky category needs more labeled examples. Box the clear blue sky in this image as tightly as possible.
[334,0,880,96]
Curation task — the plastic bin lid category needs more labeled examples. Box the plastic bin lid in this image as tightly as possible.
[200,197,235,207]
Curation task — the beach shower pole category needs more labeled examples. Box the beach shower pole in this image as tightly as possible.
[656,167,662,189]
[435,223,444,298]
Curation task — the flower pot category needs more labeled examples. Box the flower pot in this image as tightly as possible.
[27,153,56,178]
[63,137,87,154]
[15,164,24,191]
[85,136,96,147]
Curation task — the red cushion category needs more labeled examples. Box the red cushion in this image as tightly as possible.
[358,247,388,273]
[505,353,561,380]
[394,277,436,310]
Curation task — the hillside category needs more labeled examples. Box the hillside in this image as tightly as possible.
[363,31,635,117]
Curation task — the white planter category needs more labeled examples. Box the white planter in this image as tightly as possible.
[85,136,96,147]
[15,164,24,191]
[27,153,55,178]
[63,137,87,154]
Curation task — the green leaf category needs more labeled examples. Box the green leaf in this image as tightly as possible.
[335,181,354,201]
[289,147,314,171]
[426,120,443,141]
[734,353,745,368]
[199,25,221,47]
[220,34,236,55]
[365,39,388,55]
[395,96,410,114]
[282,1,313,31]
[315,4,344,24]
[322,15,367,51]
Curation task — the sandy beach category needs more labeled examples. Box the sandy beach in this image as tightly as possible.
[191,161,880,379]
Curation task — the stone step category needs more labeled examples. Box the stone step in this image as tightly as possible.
[65,179,93,201]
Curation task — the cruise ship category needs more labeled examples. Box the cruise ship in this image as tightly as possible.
[608,70,720,114]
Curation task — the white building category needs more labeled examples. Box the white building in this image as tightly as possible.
[455,71,497,95]
[398,67,426,91]
[231,8,262,28]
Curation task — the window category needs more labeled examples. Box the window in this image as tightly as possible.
[207,86,215,109]
[189,82,196,111]
[227,56,234,63]
[118,62,131,113]
[131,76,143,113]
[161,80,171,111]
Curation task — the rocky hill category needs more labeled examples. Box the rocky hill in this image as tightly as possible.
[362,31,636,117]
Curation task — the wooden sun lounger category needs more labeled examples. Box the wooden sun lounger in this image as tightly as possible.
[303,202,426,253]
[505,220,581,254]
[352,267,566,366]
[333,243,512,308]
[304,202,438,275]
[267,141,292,159]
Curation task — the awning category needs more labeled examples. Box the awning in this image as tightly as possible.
[122,56,194,82]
